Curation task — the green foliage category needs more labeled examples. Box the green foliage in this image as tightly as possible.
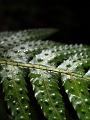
[58,56,90,120]
[29,70,66,120]
[0,66,30,120]
[0,29,90,120]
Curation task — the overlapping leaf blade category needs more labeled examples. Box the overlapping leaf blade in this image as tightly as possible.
[0,65,30,120]
[29,69,66,120]
[58,51,90,120]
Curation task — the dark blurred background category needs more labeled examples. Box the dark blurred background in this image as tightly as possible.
[0,0,90,43]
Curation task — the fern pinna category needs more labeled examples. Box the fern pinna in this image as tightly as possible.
[0,29,90,120]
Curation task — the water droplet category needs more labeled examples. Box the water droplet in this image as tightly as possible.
[64,52,67,55]
[19,88,23,92]
[28,112,31,116]
[11,111,14,116]
[13,100,16,104]
[78,81,81,85]
[51,93,55,98]
[15,78,20,83]
[41,106,43,109]
[81,109,85,114]
[59,110,63,113]
[53,116,57,120]
[44,99,49,105]
[79,62,82,65]
[8,84,13,88]
[85,98,88,102]
[65,89,69,93]
[86,116,89,119]
[48,107,53,113]
[40,99,43,102]
[0,80,3,83]
[8,105,10,109]
[25,105,28,109]
[71,86,74,91]
[20,116,24,119]
[55,101,59,108]
[80,89,84,93]
[85,60,88,64]
[21,97,24,100]
[16,107,20,111]
[43,111,46,117]
[80,53,83,56]
[74,50,77,53]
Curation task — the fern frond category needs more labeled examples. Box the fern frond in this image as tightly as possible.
[0,29,90,120]
[29,69,66,120]
[59,54,90,120]
[0,65,31,120]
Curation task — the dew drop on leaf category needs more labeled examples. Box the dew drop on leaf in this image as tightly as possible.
[16,107,20,111]
[20,116,24,119]
[85,98,88,102]
[13,100,16,104]
[25,105,28,109]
